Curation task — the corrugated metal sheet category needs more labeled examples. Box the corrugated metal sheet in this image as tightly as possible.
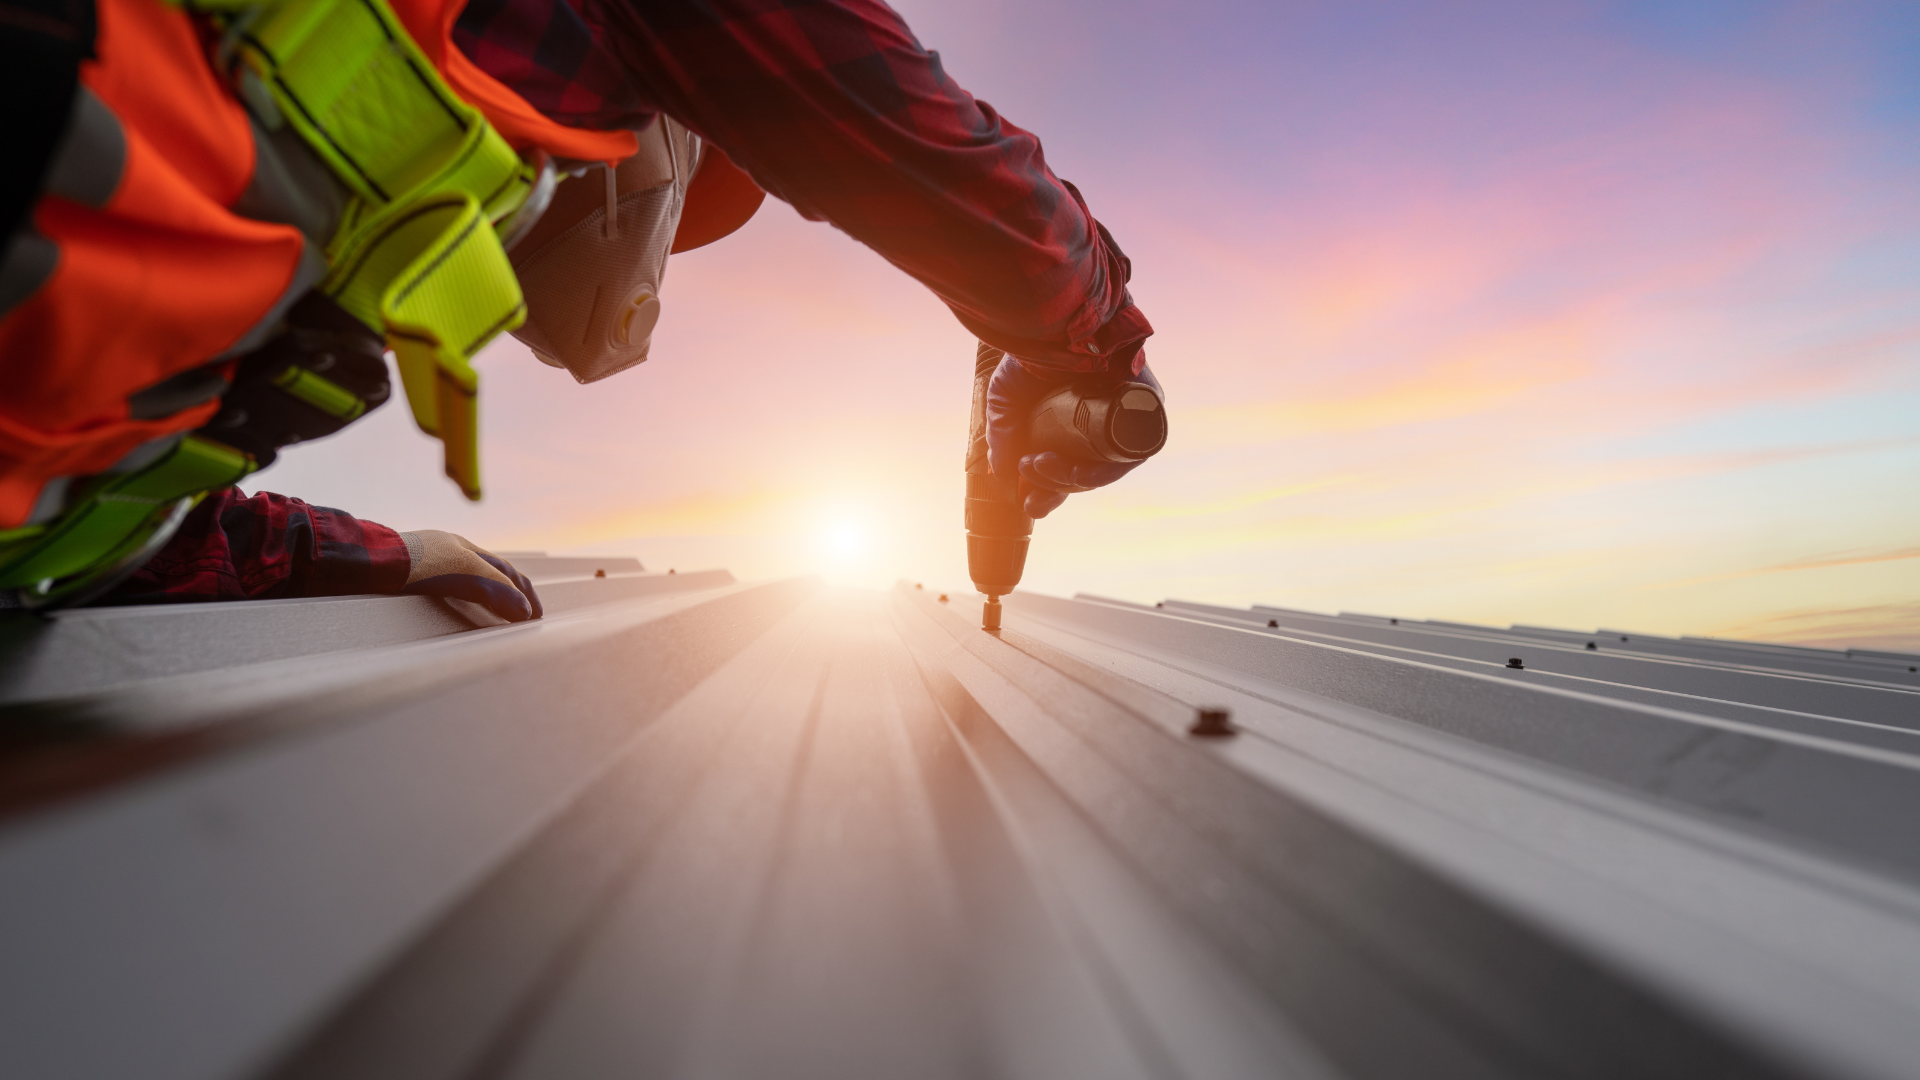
[4,578,1919,1079]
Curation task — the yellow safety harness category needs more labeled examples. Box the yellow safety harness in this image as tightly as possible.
[0,0,541,607]
[220,0,544,496]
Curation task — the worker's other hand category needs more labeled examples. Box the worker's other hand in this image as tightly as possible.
[985,354,1164,519]
[400,530,544,622]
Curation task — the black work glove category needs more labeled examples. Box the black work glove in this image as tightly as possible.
[984,353,1165,518]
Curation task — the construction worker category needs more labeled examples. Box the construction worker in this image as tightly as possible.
[0,0,1159,620]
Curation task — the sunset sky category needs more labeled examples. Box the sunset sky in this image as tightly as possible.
[260,0,1920,650]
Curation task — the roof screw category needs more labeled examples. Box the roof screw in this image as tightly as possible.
[1189,707,1235,738]
[1156,602,1164,608]
[1506,657,1524,669]
[938,593,949,602]
[1585,641,1596,650]
[915,583,923,589]
[594,568,606,578]
[1267,619,1278,627]
[1390,618,1398,625]
[1619,635,1628,642]
[669,569,676,575]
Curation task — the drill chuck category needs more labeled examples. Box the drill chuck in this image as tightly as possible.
[964,480,1031,597]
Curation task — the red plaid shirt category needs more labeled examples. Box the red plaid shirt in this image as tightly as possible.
[459,0,1153,374]
[118,0,1151,604]
[106,488,411,604]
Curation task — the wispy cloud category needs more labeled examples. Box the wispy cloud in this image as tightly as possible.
[1641,499,1920,591]
[1179,341,1595,446]
[505,488,790,550]
[1102,477,1352,521]
[1767,546,1920,573]
[1710,603,1920,655]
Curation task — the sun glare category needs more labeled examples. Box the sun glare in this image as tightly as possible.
[824,521,867,558]
[815,503,878,566]
[807,502,904,587]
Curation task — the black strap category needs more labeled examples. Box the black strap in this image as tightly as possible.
[0,0,95,243]
[199,291,392,468]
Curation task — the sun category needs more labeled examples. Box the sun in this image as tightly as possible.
[824,521,867,558]
[809,502,898,584]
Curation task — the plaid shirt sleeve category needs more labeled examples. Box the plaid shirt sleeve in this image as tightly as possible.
[453,0,655,131]
[103,488,412,605]
[457,0,1153,377]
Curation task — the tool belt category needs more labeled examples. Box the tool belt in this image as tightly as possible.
[0,0,547,608]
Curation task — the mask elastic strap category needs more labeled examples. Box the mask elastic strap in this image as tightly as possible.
[602,162,619,239]
[668,121,681,193]
[667,119,695,214]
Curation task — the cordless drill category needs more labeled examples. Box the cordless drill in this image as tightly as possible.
[965,341,1168,631]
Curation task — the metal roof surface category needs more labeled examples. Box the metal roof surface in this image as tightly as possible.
[3,575,1920,1080]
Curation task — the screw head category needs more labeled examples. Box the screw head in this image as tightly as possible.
[938,593,948,602]
[1268,619,1278,628]
[1506,658,1524,669]
[594,569,606,578]
[1189,707,1235,738]
[1586,641,1596,650]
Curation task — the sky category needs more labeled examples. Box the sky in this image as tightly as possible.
[260,0,1920,651]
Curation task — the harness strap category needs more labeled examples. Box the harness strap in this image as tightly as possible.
[340,192,517,494]
[218,0,534,498]
[0,436,252,605]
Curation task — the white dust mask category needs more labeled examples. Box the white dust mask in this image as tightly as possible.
[510,124,699,384]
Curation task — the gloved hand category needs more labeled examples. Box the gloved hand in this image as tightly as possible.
[399,530,543,622]
[985,353,1164,518]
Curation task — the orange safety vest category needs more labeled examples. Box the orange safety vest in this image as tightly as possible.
[0,0,638,530]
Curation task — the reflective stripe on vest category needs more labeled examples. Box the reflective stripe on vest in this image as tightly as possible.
[0,435,251,605]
